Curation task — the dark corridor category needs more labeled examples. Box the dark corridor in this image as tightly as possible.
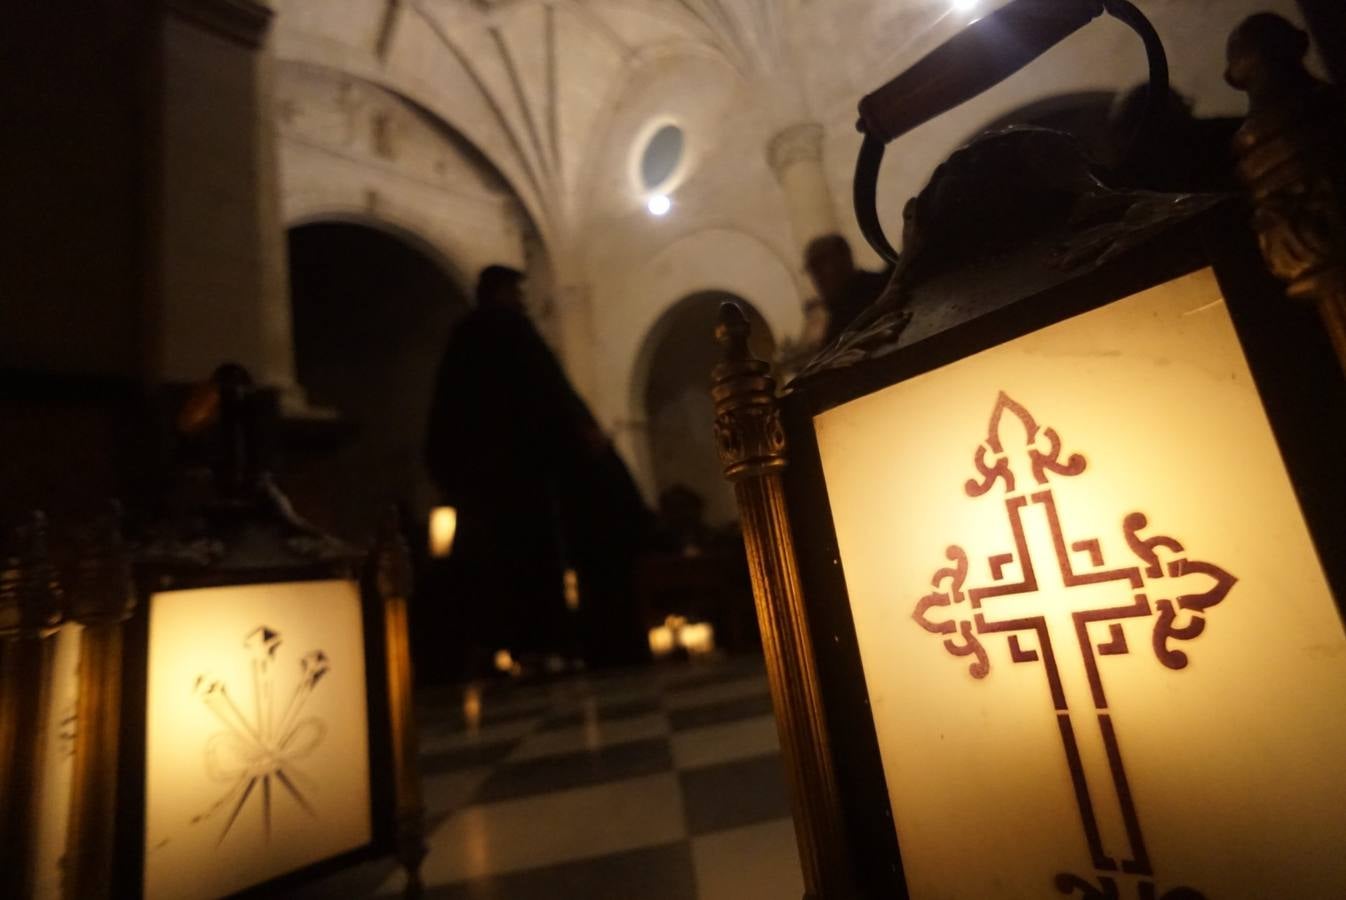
[285,221,468,543]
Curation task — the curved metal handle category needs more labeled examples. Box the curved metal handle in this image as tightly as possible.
[854,0,1169,263]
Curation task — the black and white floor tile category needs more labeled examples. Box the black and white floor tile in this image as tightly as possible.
[298,654,801,899]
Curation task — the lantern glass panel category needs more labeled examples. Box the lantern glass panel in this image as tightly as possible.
[142,579,372,899]
[35,624,82,898]
[813,267,1346,897]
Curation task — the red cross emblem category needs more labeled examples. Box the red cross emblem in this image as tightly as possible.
[912,392,1236,900]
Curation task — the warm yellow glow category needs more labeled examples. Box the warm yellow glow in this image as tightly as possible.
[648,615,715,658]
[462,684,482,736]
[677,621,716,656]
[648,625,675,657]
[428,506,458,558]
[493,649,515,673]
[563,568,580,611]
[648,621,677,658]
[34,623,82,899]
[143,580,372,899]
[813,268,1346,898]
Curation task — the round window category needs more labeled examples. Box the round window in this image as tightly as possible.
[639,124,684,191]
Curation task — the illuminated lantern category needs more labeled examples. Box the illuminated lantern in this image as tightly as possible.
[92,366,426,898]
[713,7,1346,900]
[428,506,457,559]
[646,615,717,659]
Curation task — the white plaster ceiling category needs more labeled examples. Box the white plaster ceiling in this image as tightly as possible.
[271,0,975,253]
[273,0,1307,280]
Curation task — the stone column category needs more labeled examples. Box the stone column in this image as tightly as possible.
[766,122,840,257]
[151,0,305,408]
[255,23,307,412]
[555,281,600,407]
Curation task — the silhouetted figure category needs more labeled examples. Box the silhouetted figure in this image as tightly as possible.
[654,484,712,556]
[1106,85,1242,193]
[425,265,651,673]
[804,233,892,344]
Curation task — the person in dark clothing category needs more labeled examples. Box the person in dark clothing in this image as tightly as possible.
[804,233,892,344]
[425,265,652,672]
[1104,85,1243,194]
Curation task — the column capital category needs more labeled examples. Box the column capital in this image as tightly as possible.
[766,122,825,182]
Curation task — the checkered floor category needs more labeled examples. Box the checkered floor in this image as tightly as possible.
[297,654,802,899]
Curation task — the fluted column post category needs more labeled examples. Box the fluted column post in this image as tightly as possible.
[766,123,841,256]
[1227,13,1346,375]
[711,303,851,899]
[0,513,65,900]
[62,510,136,900]
[370,512,427,898]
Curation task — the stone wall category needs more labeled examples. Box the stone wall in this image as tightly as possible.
[274,62,528,296]
[268,0,1314,505]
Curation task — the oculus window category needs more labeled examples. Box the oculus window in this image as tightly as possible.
[639,124,684,192]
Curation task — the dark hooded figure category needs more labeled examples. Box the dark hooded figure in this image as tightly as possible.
[804,233,892,344]
[425,265,651,672]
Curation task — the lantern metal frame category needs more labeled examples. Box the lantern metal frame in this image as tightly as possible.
[92,371,427,899]
[713,9,1346,898]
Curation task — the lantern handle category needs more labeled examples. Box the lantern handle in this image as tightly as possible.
[854,0,1169,264]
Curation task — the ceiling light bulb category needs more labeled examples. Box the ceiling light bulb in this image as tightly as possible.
[647,194,671,216]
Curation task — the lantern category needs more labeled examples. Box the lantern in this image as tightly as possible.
[428,506,457,559]
[713,7,1346,900]
[67,365,427,899]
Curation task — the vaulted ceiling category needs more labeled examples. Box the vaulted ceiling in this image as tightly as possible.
[272,0,962,251]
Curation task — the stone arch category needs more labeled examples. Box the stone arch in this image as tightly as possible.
[606,226,801,500]
[271,48,550,244]
[282,219,472,542]
[273,57,537,295]
[287,208,473,298]
[635,291,775,527]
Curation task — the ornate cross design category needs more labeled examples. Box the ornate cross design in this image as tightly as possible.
[912,392,1235,900]
[190,625,330,843]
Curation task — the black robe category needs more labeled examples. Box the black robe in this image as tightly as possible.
[425,303,651,667]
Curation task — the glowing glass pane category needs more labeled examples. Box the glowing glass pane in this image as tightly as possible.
[814,267,1346,899]
[143,579,372,899]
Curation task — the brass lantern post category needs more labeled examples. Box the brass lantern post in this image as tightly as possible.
[711,307,852,900]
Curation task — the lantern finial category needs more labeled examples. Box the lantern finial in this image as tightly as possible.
[710,302,784,481]
[714,300,751,362]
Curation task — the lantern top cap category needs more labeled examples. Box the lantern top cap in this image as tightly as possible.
[793,127,1226,387]
[139,364,356,576]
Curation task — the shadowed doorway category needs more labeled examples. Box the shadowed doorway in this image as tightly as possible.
[284,220,468,543]
[640,291,775,527]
